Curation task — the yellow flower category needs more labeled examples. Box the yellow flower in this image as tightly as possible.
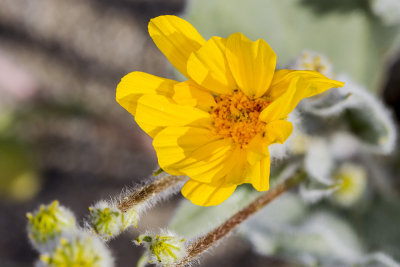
[116,15,344,206]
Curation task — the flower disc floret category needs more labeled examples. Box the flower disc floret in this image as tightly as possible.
[211,91,269,148]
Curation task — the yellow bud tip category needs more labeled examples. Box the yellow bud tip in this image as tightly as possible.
[26,213,32,219]
[40,255,50,263]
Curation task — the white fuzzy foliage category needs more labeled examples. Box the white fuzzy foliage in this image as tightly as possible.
[336,74,397,154]
[299,183,339,204]
[304,73,397,155]
[329,132,360,160]
[298,212,364,262]
[304,138,334,185]
[371,0,400,25]
[300,86,354,117]
[361,252,400,267]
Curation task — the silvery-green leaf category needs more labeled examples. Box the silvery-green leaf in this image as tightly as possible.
[169,185,256,239]
[359,252,400,267]
[329,132,360,160]
[296,212,363,261]
[239,193,307,255]
[304,138,334,185]
[241,209,364,265]
[299,183,339,203]
[339,77,397,155]
[371,0,400,26]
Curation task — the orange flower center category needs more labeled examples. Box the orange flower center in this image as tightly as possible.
[210,91,269,148]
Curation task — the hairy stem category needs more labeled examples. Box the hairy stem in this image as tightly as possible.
[179,170,306,266]
[117,175,187,212]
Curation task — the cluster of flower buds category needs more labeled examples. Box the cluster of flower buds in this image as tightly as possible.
[26,171,187,267]
[26,201,114,267]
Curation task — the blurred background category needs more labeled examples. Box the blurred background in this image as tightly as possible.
[0,0,399,266]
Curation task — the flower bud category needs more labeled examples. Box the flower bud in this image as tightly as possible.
[332,163,367,207]
[290,50,334,78]
[89,201,138,240]
[27,200,76,249]
[37,232,113,267]
[135,230,186,265]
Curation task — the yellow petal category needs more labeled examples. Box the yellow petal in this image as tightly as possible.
[260,77,300,122]
[136,122,164,138]
[266,69,344,100]
[187,37,236,95]
[226,33,277,98]
[264,120,293,144]
[170,138,235,183]
[265,69,293,100]
[135,94,211,137]
[225,147,247,184]
[245,155,270,191]
[181,178,237,206]
[246,120,292,165]
[172,80,216,111]
[116,72,177,116]
[153,126,221,176]
[260,70,344,122]
[148,15,206,77]
[246,134,269,165]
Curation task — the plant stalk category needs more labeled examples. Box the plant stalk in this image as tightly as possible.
[178,170,306,266]
[117,174,187,212]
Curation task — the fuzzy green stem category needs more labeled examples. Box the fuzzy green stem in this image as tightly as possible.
[178,170,306,266]
[117,175,187,212]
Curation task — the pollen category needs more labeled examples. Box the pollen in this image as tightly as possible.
[211,91,269,148]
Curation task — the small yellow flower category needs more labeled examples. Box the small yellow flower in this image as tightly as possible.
[332,163,367,207]
[116,15,344,206]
